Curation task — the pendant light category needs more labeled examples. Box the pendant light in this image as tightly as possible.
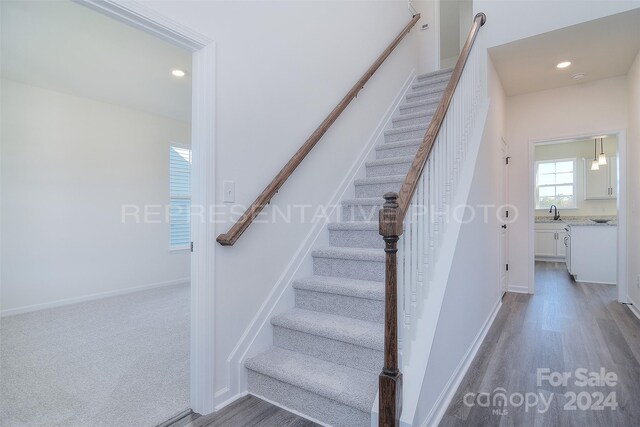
[591,139,600,171]
[598,137,607,165]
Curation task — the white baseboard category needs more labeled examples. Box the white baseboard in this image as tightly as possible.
[421,298,503,427]
[626,294,640,321]
[220,67,419,407]
[249,392,330,427]
[213,388,247,411]
[507,285,530,294]
[0,277,190,317]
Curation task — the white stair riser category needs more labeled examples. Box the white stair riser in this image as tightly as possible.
[247,372,370,427]
[294,288,384,323]
[313,256,385,281]
[273,326,383,373]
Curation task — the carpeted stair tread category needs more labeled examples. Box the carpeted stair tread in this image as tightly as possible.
[392,109,437,125]
[406,85,447,99]
[384,123,428,137]
[245,347,378,413]
[366,155,414,167]
[354,174,405,186]
[376,138,423,150]
[341,197,384,207]
[416,68,453,80]
[271,308,383,350]
[328,221,379,231]
[293,275,384,300]
[312,247,385,262]
[412,75,451,90]
[399,98,442,112]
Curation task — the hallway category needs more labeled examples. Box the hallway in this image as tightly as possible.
[441,262,640,426]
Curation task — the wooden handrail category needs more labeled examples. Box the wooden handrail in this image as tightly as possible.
[216,14,421,246]
[378,13,486,427]
[394,12,486,228]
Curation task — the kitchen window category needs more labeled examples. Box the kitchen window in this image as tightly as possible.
[170,144,192,250]
[535,159,576,209]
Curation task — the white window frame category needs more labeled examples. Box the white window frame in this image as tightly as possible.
[535,158,577,210]
[169,142,192,251]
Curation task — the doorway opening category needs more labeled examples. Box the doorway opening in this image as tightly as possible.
[0,1,209,424]
[530,131,627,303]
[438,0,473,69]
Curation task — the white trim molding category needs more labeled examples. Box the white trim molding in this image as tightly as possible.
[627,293,640,321]
[1,278,190,317]
[507,284,531,294]
[627,302,640,322]
[74,0,210,50]
[189,42,217,415]
[74,0,218,415]
[527,129,628,302]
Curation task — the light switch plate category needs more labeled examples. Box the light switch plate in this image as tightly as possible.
[223,181,235,203]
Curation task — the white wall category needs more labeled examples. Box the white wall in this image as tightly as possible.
[0,79,191,314]
[474,0,640,49]
[412,56,506,426]
[534,138,618,217]
[414,1,439,74]
[505,76,628,291]
[139,0,422,404]
[627,50,640,307]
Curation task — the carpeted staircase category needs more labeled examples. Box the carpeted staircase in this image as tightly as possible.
[245,69,453,426]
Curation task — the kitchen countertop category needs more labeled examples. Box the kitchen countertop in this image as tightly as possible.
[535,215,617,226]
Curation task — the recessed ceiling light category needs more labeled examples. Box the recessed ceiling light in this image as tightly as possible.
[171,69,186,78]
[556,61,571,69]
[572,72,586,80]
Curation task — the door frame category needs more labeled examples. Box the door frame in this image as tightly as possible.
[499,137,509,294]
[527,129,628,304]
[76,0,217,414]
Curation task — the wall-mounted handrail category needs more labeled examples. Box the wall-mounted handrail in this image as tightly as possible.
[216,14,421,246]
[377,12,486,427]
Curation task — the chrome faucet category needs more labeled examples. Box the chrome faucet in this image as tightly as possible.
[549,205,560,221]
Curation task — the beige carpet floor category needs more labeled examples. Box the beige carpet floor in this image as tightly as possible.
[0,284,190,426]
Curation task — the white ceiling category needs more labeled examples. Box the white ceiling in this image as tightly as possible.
[1,1,191,121]
[489,8,640,96]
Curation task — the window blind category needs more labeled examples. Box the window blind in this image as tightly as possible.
[170,145,192,249]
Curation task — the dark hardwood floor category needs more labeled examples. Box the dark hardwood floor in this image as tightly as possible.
[441,261,640,426]
[164,395,319,427]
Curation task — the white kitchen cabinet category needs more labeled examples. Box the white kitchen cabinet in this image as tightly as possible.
[584,156,616,200]
[535,230,557,258]
[569,225,616,284]
[557,232,567,257]
[535,223,567,259]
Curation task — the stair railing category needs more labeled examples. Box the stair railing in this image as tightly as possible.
[378,13,487,426]
[216,14,421,246]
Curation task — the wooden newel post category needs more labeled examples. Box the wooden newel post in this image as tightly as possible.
[378,192,402,427]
